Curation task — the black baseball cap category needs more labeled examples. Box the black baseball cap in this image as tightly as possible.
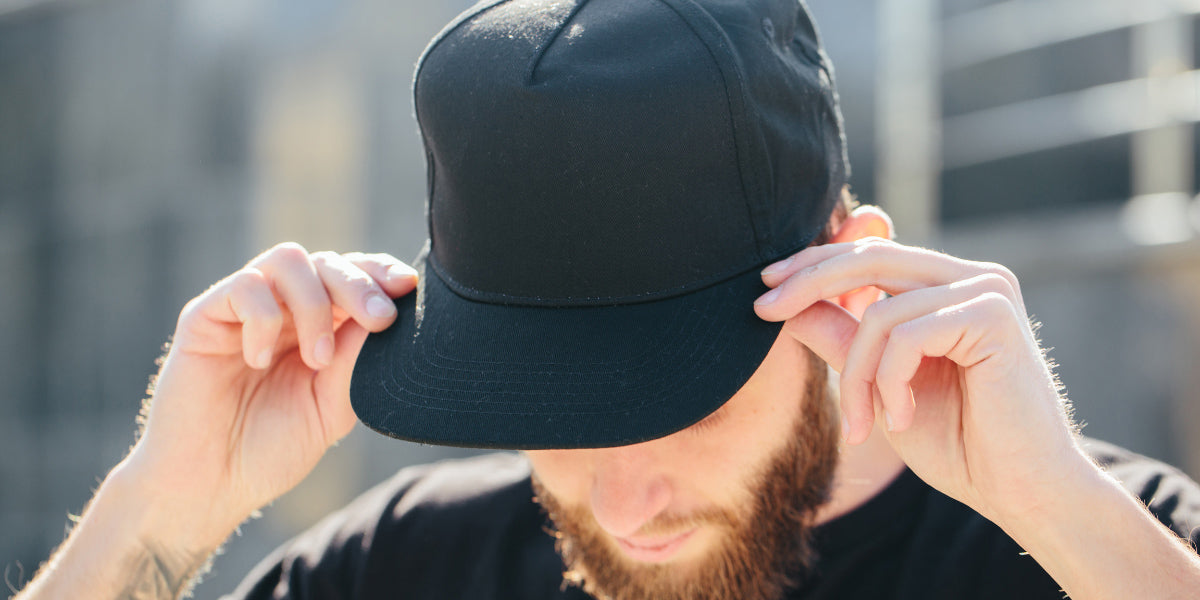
[350,0,849,449]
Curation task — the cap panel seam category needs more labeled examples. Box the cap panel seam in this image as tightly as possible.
[526,0,591,85]
[652,0,768,264]
[414,0,514,247]
[412,0,513,117]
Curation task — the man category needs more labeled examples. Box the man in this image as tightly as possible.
[15,0,1200,598]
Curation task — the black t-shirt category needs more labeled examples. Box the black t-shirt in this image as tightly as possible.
[222,440,1200,599]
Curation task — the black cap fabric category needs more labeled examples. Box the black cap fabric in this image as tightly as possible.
[351,0,849,449]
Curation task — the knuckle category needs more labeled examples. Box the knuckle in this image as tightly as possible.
[311,251,378,292]
[972,272,1016,297]
[974,291,1017,320]
[177,297,203,327]
[229,271,283,323]
[341,270,379,294]
[850,239,899,279]
[309,250,340,266]
[245,303,284,330]
[859,298,892,330]
[855,235,891,247]
[228,275,274,310]
[228,267,267,292]
[267,241,311,265]
[330,262,378,291]
[797,260,823,280]
[257,307,284,328]
[272,240,307,254]
[839,377,871,403]
[980,262,1021,293]
[851,237,892,256]
[874,368,900,392]
[889,319,921,347]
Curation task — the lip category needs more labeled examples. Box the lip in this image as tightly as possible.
[615,529,697,563]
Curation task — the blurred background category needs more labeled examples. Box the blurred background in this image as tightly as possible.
[2,0,1199,596]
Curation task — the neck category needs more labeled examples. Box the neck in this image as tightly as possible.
[813,422,906,525]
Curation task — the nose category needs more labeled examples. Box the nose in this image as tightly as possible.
[588,444,672,538]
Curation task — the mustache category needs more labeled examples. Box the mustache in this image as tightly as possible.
[633,508,736,537]
[533,489,738,540]
[528,350,838,600]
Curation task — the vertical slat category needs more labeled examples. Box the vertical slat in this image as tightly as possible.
[1131,11,1195,197]
[876,0,940,244]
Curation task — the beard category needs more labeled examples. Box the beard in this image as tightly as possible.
[532,351,840,600]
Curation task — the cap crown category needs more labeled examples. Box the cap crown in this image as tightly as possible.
[415,0,848,306]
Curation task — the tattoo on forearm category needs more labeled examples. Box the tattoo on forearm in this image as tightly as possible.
[116,545,206,600]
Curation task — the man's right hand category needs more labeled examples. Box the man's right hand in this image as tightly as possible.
[116,243,416,553]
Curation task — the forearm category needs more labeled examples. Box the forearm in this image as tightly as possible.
[995,456,1200,600]
[14,462,227,600]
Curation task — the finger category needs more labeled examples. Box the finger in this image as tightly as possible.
[756,239,1025,322]
[840,274,1019,435]
[873,292,1024,427]
[342,252,419,298]
[760,240,874,287]
[756,239,960,321]
[225,268,285,369]
[251,243,335,370]
[312,252,400,333]
[312,319,370,445]
[181,268,282,365]
[779,300,857,373]
[761,237,928,289]
[779,301,871,443]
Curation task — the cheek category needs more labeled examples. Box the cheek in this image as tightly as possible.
[688,427,776,501]
[525,450,589,503]
[694,403,806,496]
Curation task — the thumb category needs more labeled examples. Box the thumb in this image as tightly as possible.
[780,300,858,373]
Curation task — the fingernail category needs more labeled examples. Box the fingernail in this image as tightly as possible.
[386,264,418,280]
[755,288,781,306]
[885,411,895,432]
[840,415,850,441]
[366,294,396,318]
[313,334,334,367]
[761,256,794,276]
[255,349,272,370]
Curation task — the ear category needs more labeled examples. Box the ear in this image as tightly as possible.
[828,205,894,319]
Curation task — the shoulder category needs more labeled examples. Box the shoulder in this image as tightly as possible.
[819,441,1200,599]
[224,453,569,600]
[365,452,548,554]
[288,451,538,557]
[1081,438,1200,543]
[375,451,537,520]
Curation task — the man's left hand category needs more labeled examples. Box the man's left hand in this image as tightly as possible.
[753,237,1088,522]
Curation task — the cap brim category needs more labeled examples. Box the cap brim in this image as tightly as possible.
[350,256,782,450]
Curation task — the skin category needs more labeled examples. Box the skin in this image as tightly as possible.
[14,209,1200,600]
[525,331,816,571]
[522,207,899,570]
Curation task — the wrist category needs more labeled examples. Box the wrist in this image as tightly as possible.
[960,435,1097,527]
[17,462,219,600]
[979,454,1200,600]
[982,445,1104,527]
[107,455,240,557]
